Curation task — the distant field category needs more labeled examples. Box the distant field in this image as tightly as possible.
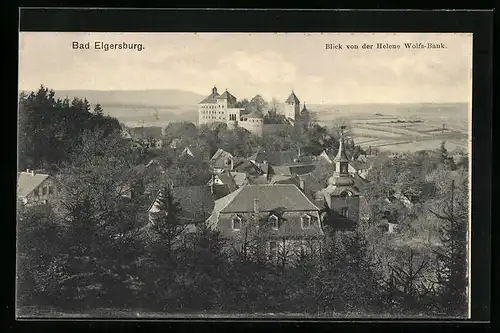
[315,102,469,153]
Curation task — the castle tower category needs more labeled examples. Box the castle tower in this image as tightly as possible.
[284,90,300,120]
[300,102,310,126]
[322,126,360,229]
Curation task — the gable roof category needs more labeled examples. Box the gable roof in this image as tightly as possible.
[17,172,50,198]
[216,173,238,192]
[233,158,263,176]
[220,184,320,213]
[250,149,305,166]
[148,186,215,223]
[285,91,300,104]
[210,148,234,169]
[199,90,220,104]
[206,187,245,228]
[218,90,237,103]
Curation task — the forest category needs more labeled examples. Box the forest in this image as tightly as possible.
[17,86,468,318]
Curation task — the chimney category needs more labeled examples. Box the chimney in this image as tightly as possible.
[253,197,259,214]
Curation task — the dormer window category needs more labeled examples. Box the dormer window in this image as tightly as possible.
[269,214,278,230]
[301,214,311,229]
[232,215,241,231]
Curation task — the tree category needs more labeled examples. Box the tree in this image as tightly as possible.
[18,86,120,171]
[315,231,383,314]
[176,224,229,311]
[382,246,435,313]
[148,184,185,259]
[93,103,104,116]
[250,94,268,113]
[50,129,144,308]
[17,204,63,307]
[429,180,468,316]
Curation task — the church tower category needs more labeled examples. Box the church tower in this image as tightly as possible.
[322,126,361,230]
[284,90,300,120]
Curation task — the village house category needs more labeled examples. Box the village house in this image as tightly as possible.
[206,184,325,260]
[210,148,235,174]
[17,169,58,206]
[147,185,215,233]
[207,171,249,199]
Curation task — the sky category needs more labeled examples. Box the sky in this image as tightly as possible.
[18,32,472,104]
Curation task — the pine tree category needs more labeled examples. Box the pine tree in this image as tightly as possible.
[93,103,104,116]
[149,184,185,259]
[429,180,468,316]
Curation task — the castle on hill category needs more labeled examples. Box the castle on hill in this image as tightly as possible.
[198,86,310,136]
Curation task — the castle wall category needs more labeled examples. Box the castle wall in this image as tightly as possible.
[238,117,263,136]
[262,123,289,135]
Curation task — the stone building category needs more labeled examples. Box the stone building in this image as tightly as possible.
[197,86,310,136]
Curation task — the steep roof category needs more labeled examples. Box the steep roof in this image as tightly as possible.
[218,90,237,101]
[333,137,350,163]
[220,184,320,213]
[216,173,238,192]
[206,187,245,228]
[233,158,263,176]
[199,89,221,104]
[148,186,215,223]
[17,172,50,198]
[285,91,300,104]
[210,148,234,169]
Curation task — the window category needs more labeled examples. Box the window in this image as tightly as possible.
[269,214,278,230]
[42,187,47,195]
[269,241,278,260]
[341,162,348,174]
[34,187,39,196]
[232,216,241,231]
[341,207,349,218]
[301,214,311,229]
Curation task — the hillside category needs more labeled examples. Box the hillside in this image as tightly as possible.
[21,89,206,108]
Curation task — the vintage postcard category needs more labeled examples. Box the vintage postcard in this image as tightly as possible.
[17,32,472,319]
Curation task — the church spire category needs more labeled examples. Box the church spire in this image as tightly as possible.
[334,125,349,165]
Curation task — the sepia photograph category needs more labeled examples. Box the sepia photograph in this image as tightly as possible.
[17,31,472,319]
